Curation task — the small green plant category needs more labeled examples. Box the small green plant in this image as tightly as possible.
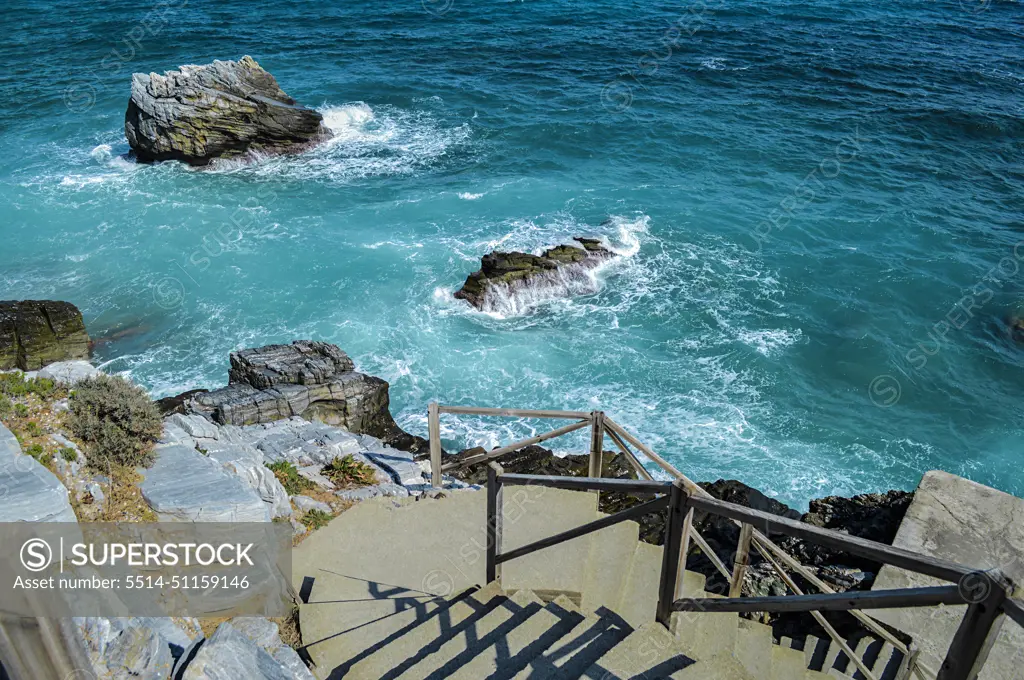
[68,375,162,469]
[322,455,377,487]
[25,443,46,461]
[0,394,11,418]
[301,508,333,530]
[0,373,29,398]
[24,421,43,438]
[59,447,78,463]
[14,403,29,418]
[28,377,57,399]
[266,461,313,495]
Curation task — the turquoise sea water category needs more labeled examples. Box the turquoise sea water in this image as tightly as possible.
[1,0,1022,508]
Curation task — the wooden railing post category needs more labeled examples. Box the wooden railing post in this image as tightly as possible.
[657,479,687,627]
[938,571,1011,680]
[674,507,695,600]
[588,411,605,479]
[729,522,754,598]
[429,402,442,488]
[486,462,504,585]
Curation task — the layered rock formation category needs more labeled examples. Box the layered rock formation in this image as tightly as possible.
[0,300,90,371]
[454,237,616,312]
[184,341,425,452]
[125,56,331,165]
[0,422,77,522]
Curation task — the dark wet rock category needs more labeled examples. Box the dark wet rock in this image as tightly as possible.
[155,389,210,417]
[0,300,90,371]
[184,341,418,448]
[446,444,635,484]
[1008,313,1024,343]
[454,237,616,311]
[125,56,331,166]
[785,490,914,569]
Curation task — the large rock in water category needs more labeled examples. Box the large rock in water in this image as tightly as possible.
[454,237,616,313]
[185,341,424,450]
[0,300,90,371]
[125,56,331,166]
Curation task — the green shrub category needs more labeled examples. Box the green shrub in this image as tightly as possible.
[301,508,333,530]
[68,375,162,469]
[28,377,57,399]
[0,373,29,398]
[59,447,78,462]
[14,404,29,418]
[266,461,312,495]
[25,443,46,461]
[322,455,377,487]
[24,421,43,438]
[0,395,11,418]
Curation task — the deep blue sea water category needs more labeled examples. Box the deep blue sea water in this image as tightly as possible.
[1,0,1021,508]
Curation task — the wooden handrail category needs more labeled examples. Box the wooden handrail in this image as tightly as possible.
[673,585,967,614]
[496,496,670,565]
[498,473,670,495]
[686,494,971,584]
[1004,597,1024,628]
[440,419,591,472]
[451,404,1022,680]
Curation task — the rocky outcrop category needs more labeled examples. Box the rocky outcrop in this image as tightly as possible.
[140,442,272,522]
[178,619,314,680]
[0,300,90,371]
[125,56,331,166]
[184,341,420,451]
[454,238,616,313]
[0,422,77,522]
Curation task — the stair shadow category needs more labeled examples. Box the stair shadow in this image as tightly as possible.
[372,591,514,680]
[424,597,544,680]
[517,606,634,679]
[301,573,459,669]
[479,599,586,680]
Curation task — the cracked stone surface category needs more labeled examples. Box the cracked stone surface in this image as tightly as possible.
[872,470,1024,679]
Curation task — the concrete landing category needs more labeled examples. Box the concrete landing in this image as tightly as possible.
[872,470,1024,678]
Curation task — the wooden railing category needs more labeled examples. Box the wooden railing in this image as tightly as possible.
[429,404,1024,680]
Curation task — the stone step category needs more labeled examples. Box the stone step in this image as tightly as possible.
[499,487,600,596]
[340,581,505,679]
[581,518,639,616]
[393,589,543,680]
[616,541,663,629]
[300,571,475,678]
[512,596,634,680]
[669,653,755,679]
[773,643,811,680]
[672,591,739,661]
[449,594,586,679]
[584,621,696,679]
[734,619,774,679]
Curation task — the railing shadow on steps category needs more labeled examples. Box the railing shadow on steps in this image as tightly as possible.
[427,404,1024,680]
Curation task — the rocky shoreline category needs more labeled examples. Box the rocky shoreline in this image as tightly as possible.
[0,298,918,676]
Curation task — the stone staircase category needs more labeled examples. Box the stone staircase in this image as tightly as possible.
[294,487,904,679]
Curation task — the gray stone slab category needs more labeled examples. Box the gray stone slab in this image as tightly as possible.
[292,495,332,515]
[872,471,1024,679]
[140,444,270,522]
[36,360,101,385]
[178,619,312,679]
[0,422,76,522]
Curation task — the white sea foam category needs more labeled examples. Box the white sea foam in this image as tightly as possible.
[458,192,484,200]
[208,101,471,183]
